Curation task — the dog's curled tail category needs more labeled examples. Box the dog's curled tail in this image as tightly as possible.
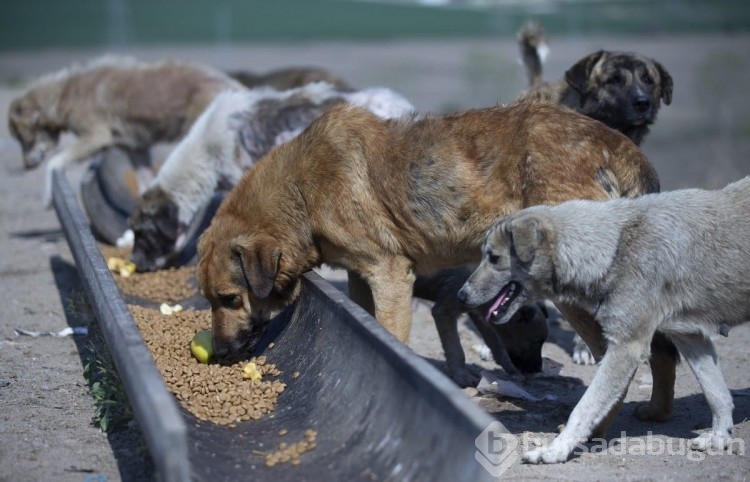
[518,21,549,88]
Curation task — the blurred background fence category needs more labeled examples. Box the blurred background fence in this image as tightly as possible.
[1,0,749,51]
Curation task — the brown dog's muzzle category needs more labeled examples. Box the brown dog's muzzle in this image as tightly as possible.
[211,310,267,358]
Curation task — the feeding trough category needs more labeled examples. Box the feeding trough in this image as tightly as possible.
[53,168,499,482]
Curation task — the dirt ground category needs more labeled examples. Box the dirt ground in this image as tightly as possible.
[1,33,749,481]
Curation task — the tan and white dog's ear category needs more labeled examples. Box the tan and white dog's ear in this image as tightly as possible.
[510,216,543,264]
[564,50,605,94]
[232,236,281,299]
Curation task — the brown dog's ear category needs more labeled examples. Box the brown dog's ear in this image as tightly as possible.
[511,216,543,264]
[655,61,673,105]
[232,237,281,299]
[564,50,605,94]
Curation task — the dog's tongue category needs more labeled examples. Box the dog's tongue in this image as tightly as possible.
[486,284,512,322]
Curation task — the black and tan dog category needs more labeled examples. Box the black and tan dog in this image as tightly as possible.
[413,267,549,387]
[518,22,673,146]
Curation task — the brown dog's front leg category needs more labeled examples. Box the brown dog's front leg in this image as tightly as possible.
[368,257,416,343]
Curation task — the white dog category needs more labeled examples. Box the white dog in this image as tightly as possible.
[459,176,750,463]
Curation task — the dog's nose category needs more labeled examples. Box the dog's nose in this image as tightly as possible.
[212,338,230,358]
[633,96,651,113]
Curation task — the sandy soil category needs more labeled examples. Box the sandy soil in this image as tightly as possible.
[1,33,749,481]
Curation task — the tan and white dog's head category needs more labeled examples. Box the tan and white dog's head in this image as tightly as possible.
[8,95,60,170]
[458,211,556,325]
[197,224,302,358]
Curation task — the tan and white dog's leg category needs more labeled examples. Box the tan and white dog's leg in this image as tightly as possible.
[367,257,416,343]
[523,337,648,464]
[670,333,735,451]
[556,304,624,438]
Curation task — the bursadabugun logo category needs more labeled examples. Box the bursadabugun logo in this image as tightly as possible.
[475,421,518,477]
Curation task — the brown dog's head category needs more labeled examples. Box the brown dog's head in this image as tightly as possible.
[458,211,555,325]
[128,186,185,272]
[564,50,673,145]
[8,95,60,169]
[197,226,302,358]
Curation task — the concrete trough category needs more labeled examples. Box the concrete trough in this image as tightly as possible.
[53,168,498,481]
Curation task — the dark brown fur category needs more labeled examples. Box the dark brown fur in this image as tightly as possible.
[518,22,673,146]
[228,66,352,91]
[196,96,658,361]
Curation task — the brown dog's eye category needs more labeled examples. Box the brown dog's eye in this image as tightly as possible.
[218,294,241,308]
[641,73,654,85]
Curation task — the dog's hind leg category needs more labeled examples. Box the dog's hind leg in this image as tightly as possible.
[523,337,647,464]
[635,332,678,422]
[367,257,416,344]
[669,332,735,451]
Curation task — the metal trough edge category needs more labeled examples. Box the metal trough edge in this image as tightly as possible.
[53,169,191,482]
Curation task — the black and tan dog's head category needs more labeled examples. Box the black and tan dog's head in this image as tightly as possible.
[458,211,556,325]
[8,95,60,169]
[564,50,673,145]
[128,186,185,272]
[197,226,302,358]
[496,302,549,374]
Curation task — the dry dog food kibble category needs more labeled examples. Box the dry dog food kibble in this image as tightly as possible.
[129,305,286,425]
[99,245,195,303]
[265,429,317,467]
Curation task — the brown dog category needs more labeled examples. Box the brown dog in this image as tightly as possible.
[518,22,673,146]
[8,55,243,207]
[196,96,659,363]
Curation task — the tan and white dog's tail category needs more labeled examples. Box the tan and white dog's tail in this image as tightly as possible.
[517,21,549,88]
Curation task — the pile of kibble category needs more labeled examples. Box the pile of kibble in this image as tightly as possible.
[96,243,320,464]
[129,305,286,426]
[99,245,195,303]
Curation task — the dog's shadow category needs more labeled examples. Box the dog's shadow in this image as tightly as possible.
[11,228,65,243]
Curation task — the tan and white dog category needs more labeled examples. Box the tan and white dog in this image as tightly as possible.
[7,55,243,206]
[459,177,750,463]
